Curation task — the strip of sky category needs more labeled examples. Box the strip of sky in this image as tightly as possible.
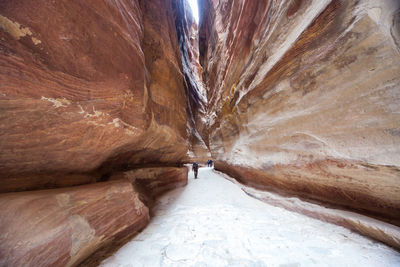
[187,0,199,24]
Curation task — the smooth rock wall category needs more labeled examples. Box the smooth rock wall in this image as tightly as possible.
[0,0,190,265]
[0,180,149,267]
[200,0,400,223]
[110,167,188,203]
[0,0,187,191]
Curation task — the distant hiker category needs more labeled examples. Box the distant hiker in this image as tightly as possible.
[210,160,213,167]
[207,160,213,167]
[192,162,199,179]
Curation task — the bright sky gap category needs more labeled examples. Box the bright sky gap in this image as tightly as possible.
[187,0,199,24]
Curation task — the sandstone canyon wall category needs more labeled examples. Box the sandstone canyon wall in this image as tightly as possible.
[174,0,211,162]
[0,0,188,191]
[0,0,189,265]
[0,180,149,267]
[199,0,400,225]
[1,0,400,264]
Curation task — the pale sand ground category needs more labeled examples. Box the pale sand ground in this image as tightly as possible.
[101,167,400,267]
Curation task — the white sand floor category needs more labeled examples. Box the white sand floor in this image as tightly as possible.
[101,167,400,267]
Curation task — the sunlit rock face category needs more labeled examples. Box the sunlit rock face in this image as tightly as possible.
[199,0,400,223]
[0,0,187,191]
[174,0,211,162]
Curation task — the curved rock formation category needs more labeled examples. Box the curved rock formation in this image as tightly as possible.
[174,0,211,162]
[1,0,400,264]
[0,0,187,191]
[110,167,188,206]
[0,0,189,265]
[199,0,400,224]
[0,180,149,266]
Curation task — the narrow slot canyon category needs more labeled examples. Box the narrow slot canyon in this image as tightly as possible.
[0,0,399,266]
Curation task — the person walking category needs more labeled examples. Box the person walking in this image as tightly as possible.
[192,162,199,179]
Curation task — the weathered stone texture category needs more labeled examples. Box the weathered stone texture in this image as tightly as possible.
[174,0,211,162]
[0,0,190,265]
[0,180,149,267]
[200,0,400,223]
[0,0,188,191]
[111,167,188,201]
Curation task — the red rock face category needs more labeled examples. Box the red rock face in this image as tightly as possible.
[110,167,188,202]
[1,0,399,263]
[0,0,188,190]
[174,0,211,162]
[0,0,190,265]
[200,0,400,224]
[0,180,149,266]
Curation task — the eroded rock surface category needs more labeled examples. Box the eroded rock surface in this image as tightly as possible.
[174,0,211,162]
[199,0,400,223]
[110,167,188,205]
[0,180,149,267]
[0,0,189,265]
[1,0,400,264]
[0,0,187,191]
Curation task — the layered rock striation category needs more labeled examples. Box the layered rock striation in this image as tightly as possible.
[199,0,400,225]
[0,0,187,191]
[1,0,400,263]
[0,0,190,265]
[174,0,211,162]
[0,180,149,267]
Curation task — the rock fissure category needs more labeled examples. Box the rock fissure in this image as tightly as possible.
[0,0,400,265]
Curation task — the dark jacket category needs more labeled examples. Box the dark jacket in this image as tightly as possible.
[192,162,199,171]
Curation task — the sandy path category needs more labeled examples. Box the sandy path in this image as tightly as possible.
[101,167,400,266]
